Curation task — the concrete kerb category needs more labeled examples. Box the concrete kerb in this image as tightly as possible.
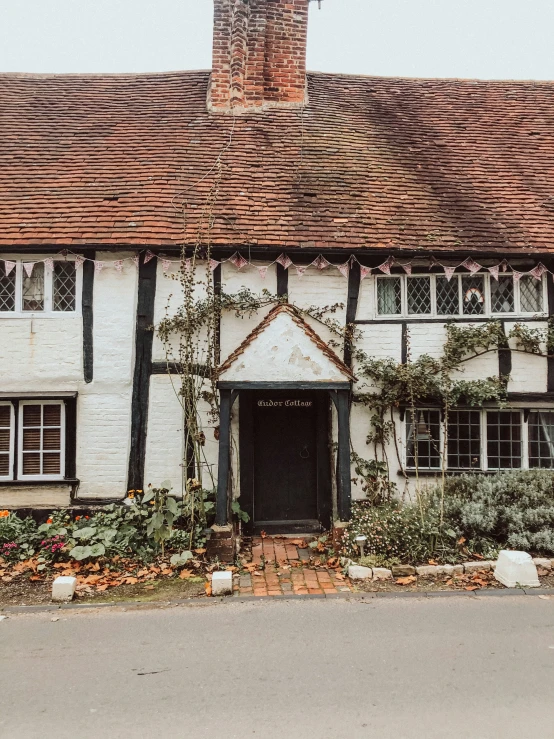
[2,586,549,615]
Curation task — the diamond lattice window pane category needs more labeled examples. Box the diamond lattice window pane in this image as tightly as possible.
[406,277,431,315]
[520,275,543,312]
[462,275,485,315]
[53,262,76,312]
[436,276,459,315]
[22,262,44,312]
[377,277,402,315]
[0,263,15,311]
[491,275,514,313]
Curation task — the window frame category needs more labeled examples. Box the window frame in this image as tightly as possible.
[375,273,547,320]
[0,402,15,482]
[0,257,82,317]
[18,400,66,481]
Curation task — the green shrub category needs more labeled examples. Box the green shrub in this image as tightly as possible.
[441,470,554,555]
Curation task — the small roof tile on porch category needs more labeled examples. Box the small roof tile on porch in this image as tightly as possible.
[217,303,356,383]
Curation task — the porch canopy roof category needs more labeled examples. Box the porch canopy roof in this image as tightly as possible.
[217,304,356,387]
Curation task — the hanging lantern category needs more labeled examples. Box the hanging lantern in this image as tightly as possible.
[416,412,431,440]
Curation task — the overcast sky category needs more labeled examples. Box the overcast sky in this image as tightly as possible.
[0,0,553,80]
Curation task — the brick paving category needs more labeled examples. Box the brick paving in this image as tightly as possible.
[234,536,353,597]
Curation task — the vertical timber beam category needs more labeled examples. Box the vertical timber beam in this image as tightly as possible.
[82,249,95,383]
[344,259,360,366]
[127,254,157,492]
[498,319,512,383]
[216,388,237,526]
[277,262,288,299]
[336,389,352,521]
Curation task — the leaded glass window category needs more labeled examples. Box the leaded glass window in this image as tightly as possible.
[447,410,481,469]
[520,275,543,312]
[406,276,431,315]
[528,411,554,468]
[22,262,44,312]
[53,262,76,312]
[490,275,514,313]
[377,277,402,315]
[462,275,485,316]
[436,276,459,315]
[406,409,441,468]
[486,411,521,469]
[0,262,16,311]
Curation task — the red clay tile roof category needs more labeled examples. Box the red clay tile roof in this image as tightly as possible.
[1,71,554,253]
[217,303,356,381]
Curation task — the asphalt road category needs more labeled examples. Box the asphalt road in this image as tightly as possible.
[1,595,554,739]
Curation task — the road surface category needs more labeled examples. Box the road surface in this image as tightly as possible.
[2,595,554,738]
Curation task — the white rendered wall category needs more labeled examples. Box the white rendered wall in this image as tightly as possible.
[506,320,548,393]
[287,266,347,347]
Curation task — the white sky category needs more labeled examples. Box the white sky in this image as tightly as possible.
[0,0,553,80]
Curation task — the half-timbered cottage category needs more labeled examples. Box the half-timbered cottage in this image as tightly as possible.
[1,0,554,547]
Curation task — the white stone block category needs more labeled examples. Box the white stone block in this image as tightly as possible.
[416,565,439,577]
[347,565,373,580]
[52,576,77,602]
[463,561,491,573]
[211,571,233,596]
[372,567,392,581]
[436,564,464,576]
[494,551,540,588]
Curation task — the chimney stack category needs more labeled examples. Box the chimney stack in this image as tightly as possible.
[209,0,310,113]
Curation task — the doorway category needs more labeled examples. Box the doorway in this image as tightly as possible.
[239,390,331,534]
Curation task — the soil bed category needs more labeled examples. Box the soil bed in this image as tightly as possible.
[355,571,554,594]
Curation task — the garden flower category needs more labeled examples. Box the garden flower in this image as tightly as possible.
[46,518,53,524]
[0,510,10,517]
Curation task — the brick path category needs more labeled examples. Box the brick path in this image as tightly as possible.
[234,536,353,597]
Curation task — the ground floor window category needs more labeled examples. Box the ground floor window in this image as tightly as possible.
[0,400,68,481]
[405,407,554,471]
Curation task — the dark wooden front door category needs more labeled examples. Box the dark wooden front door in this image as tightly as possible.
[240,390,331,534]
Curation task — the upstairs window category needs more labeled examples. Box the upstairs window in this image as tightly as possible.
[376,273,545,318]
[0,259,78,315]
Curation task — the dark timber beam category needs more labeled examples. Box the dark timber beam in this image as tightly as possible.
[215,389,238,526]
[81,249,95,383]
[127,255,157,492]
[344,260,360,366]
[498,320,512,383]
[335,389,352,522]
[276,263,288,298]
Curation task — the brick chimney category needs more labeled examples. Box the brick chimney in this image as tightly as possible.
[209,0,310,113]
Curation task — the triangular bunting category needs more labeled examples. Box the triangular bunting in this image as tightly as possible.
[209,259,220,272]
[336,262,350,278]
[74,255,85,269]
[296,266,307,278]
[359,265,371,281]
[314,255,331,270]
[276,254,292,270]
[401,263,412,276]
[443,266,456,282]
[529,263,547,280]
[133,255,140,267]
[377,256,395,275]
[462,258,481,274]
[23,262,35,278]
[144,250,156,264]
[94,261,104,273]
[114,260,124,272]
[4,260,16,276]
[488,265,499,281]
[161,259,171,273]
[257,266,269,280]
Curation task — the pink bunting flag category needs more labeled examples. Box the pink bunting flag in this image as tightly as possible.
[94,261,104,273]
[133,255,140,267]
[144,250,155,264]
[401,263,412,276]
[184,258,192,272]
[377,256,394,275]
[529,263,547,280]
[512,270,523,282]
[114,260,124,272]
[161,259,171,273]
[276,254,292,270]
[257,266,269,280]
[359,265,371,281]
[23,262,35,278]
[4,260,16,276]
[228,252,248,270]
[336,262,350,278]
[443,266,456,282]
[209,259,220,272]
[44,258,54,271]
[462,258,481,274]
[296,266,307,278]
[314,255,331,270]
[74,255,85,269]
[488,265,500,281]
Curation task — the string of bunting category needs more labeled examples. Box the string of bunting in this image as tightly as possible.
[0,250,551,282]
